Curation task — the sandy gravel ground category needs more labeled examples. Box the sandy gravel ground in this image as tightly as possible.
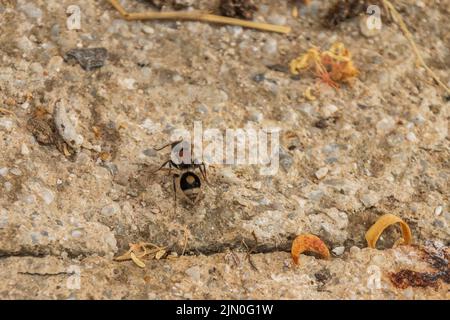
[0,0,449,299]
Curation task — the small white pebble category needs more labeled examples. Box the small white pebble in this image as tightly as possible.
[141,118,160,134]
[0,118,14,131]
[403,287,414,299]
[434,206,443,216]
[4,182,12,192]
[21,143,30,156]
[371,254,385,265]
[118,78,136,90]
[251,181,262,190]
[40,188,55,205]
[350,246,360,255]
[23,194,36,205]
[142,25,154,34]
[376,117,395,134]
[322,104,338,117]
[267,14,287,25]
[0,167,8,177]
[172,74,183,82]
[21,102,30,110]
[416,1,425,8]
[71,229,83,238]
[262,38,277,56]
[66,5,81,30]
[332,246,345,256]
[406,132,417,142]
[315,167,329,180]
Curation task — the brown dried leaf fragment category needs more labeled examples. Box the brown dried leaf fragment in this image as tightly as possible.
[389,269,442,290]
[291,234,330,265]
[219,0,257,20]
[365,213,412,249]
[27,118,54,145]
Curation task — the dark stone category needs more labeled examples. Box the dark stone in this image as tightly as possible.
[64,47,108,71]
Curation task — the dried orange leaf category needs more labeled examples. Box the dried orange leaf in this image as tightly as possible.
[130,251,146,268]
[365,213,412,249]
[291,234,330,265]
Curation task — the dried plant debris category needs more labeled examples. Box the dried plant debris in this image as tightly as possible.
[27,117,55,146]
[27,102,82,158]
[291,234,330,265]
[64,47,108,71]
[323,0,384,28]
[365,213,412,249]
[390,243,449,290]
[390,270,442,289]
[108,0,290,33]
[115,242,167,268]
[315,267,332,292]
[290,42,359,89]
[219,0,258,20]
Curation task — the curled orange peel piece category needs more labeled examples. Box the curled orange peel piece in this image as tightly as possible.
[365,214,412,249]
[291,234,330,265]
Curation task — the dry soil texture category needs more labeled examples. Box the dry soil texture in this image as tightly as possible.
[0,0,449,299]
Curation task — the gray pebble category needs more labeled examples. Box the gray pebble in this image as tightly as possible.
[64,47,108,71]
[19,3,43,21]
[185,266,201,282]
[252,73,265,83]
[101,203,121,216]
[279,148,293,172]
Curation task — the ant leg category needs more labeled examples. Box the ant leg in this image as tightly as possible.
[152,159,174,173]
[199,162,209,184]
[153,138,183,151]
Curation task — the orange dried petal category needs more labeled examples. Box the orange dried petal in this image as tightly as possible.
[291,234,330,265]
[365,214,412,249]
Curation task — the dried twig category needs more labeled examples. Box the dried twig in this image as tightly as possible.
[107,0,290,34]
[382,0,450,95]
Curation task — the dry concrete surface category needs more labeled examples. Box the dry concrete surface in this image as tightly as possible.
[0,0,449,299]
